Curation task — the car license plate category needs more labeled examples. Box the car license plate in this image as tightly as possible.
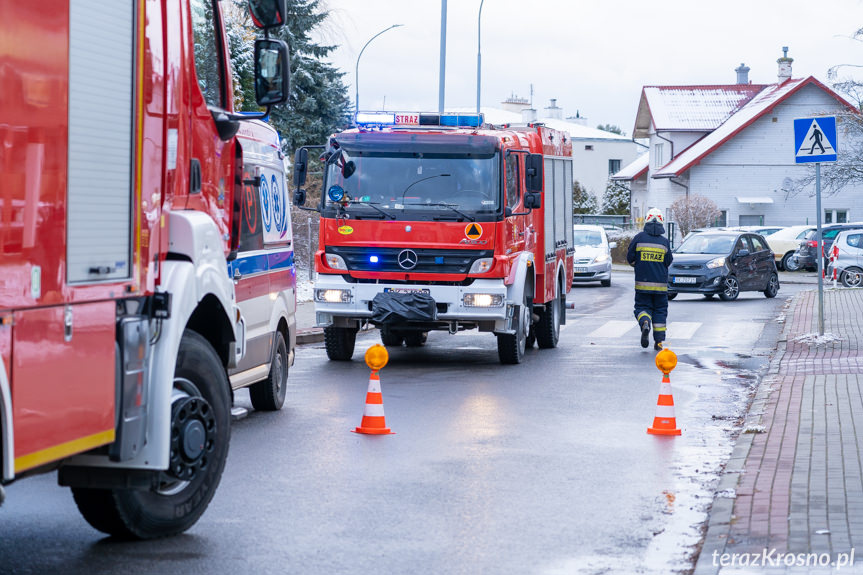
[383,287,430,294]
[673,276,697,284]
[574,267,588,273]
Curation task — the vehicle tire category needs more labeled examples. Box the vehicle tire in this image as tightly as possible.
[497,280,531,364]
[404,331,427,347]
[600,279,611,287]
[249,331,288,411]
[763,273,780,298]
[379,326,404,347]
[703,293,714,300]
[667,293,678,301]
[719,276,740,301]
[526,325,536,349]
[782,252,801,272]
[324,326,357,361]
[72,330,230,539]
[536,283,563,349]
[841,267,863,288]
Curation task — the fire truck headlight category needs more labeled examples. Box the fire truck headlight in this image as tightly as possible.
[468,258,494,274]
[324,253,348,270]
[463,293,504,307]
[315,289,353,303]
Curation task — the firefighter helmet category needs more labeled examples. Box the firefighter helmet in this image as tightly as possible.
[645,208,664,224]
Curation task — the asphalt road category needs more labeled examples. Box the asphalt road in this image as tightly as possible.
[0,272,808,575]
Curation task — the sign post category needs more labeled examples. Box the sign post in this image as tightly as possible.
[794,116,838,335]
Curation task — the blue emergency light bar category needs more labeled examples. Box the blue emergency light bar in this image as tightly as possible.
[355,111,484,129]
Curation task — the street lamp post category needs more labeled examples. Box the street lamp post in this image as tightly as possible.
[476,0,485,116]
[355,24,403,121]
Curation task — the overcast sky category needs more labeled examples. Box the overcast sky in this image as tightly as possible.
[313,0,862,135]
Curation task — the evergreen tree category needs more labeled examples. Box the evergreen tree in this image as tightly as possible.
[596,123,625,136]
[224,0,351,150]
[572,180,599,214]
[601,181,630,215]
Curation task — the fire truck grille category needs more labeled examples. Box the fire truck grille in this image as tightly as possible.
[327,247,493,275]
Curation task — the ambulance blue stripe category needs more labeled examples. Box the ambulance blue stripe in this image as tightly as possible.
[227,249,294,277]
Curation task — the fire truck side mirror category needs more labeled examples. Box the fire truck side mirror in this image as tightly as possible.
[524,192,542,210]
[249,0,287,30]
[293,188,307,207]
[525,153,543,192]
[293,148,308,188]
[254,39,290,107]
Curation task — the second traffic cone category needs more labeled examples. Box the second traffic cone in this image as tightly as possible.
[647,373,682,436]
[353,371,394,435]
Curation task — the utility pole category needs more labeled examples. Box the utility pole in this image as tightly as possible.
[439,0,447,113]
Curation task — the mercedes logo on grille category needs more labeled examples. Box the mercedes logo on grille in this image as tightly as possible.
[397,249,418,270]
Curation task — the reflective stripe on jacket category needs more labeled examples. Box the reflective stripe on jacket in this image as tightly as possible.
[626,221,673,293]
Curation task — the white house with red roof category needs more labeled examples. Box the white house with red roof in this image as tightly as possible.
[612,51,861,234]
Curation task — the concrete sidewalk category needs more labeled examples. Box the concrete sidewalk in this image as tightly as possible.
[695,287,863,574]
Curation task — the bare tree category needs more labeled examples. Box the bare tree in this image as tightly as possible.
[669,195,720,237]
[781,110,863,199]
[827,26,863,110]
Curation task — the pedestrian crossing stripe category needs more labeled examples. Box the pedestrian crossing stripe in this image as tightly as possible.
[793,117,838,163]
[465,223,483,240]
[587,321,702,339]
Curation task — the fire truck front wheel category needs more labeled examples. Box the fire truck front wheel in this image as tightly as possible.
[497,280,531,364]
[71,330,231,539]
[324,326,358,361]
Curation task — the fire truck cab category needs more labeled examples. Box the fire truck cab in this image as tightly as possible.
[0,0,290,538]
[294,112,574,364]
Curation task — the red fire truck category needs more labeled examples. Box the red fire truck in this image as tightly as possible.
[0,0,289,538]
[293,112,575,364]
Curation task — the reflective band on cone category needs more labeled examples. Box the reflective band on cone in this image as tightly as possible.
[353,371,394,435]
[648,374,681,436]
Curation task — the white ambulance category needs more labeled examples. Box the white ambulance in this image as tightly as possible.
[230,120,297,410]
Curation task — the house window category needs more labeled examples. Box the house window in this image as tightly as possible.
[584,145,594,151]
[608,159,621,175]
[654,143,664,168]
[825,209,848,224]
[713,210,727,227]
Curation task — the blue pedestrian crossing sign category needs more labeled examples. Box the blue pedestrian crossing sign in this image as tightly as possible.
[794,116,838,163]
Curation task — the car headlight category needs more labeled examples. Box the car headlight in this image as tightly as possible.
[462,293,504,307]
[593,252,610,264]
[706,256,726,269]
[469,258,494,274]
[324,253,347,270]
[315,289,353,303]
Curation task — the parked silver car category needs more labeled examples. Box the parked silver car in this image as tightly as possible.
[827,229,863,288]
[572,224,616,287]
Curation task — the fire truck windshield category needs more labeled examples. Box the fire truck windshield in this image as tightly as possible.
[323,152,501,220]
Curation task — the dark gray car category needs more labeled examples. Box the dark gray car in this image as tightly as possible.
[667,231,780,301]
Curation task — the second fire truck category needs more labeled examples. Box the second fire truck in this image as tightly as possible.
[294,112,575,364]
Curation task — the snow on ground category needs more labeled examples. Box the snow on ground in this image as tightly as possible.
[792,332,842,346]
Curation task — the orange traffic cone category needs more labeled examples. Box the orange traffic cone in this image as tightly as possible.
[353,370,394,435]
[647,372,682,436]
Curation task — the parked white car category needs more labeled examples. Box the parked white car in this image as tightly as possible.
[572,224,616,287]
[827,229,863,288]
[765,225,816,271]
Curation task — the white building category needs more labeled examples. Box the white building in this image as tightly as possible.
[456,98,644,207]
[612,51,862,234]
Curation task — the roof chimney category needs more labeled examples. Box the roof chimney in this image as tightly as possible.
[521,107,537,123]
[544,98,563,120]
[777,46,793,83]
[735,63,750,84]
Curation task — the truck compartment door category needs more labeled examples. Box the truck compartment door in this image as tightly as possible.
[12,302,116,473]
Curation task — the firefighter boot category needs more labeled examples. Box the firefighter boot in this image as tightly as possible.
[654,341,665,351]
[640,320,651,349]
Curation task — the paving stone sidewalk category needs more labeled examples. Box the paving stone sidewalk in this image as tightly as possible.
[695,288,863,574]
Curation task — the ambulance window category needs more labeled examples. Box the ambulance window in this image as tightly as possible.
[191,0,225,108]
[238,169,264,252]
[505,153,520,209]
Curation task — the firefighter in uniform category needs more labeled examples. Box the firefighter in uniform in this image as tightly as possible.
[626,208,673,350]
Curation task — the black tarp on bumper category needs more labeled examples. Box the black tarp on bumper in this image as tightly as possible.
[371,292,437,325]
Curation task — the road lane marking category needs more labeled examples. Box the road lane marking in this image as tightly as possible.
[587,320,703,340]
